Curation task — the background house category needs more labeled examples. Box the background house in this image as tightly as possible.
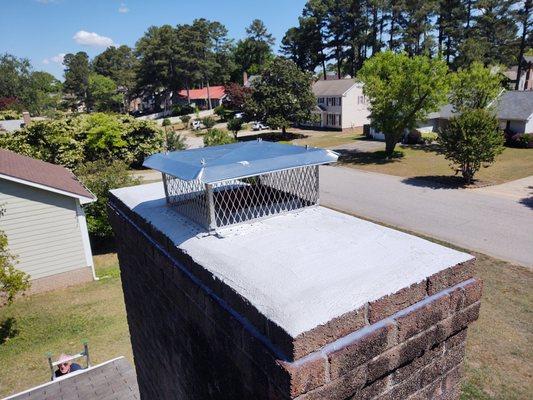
[176,86,226,109]
[0,149,96,293]
[423,91,533,134]
[305,78,370,131]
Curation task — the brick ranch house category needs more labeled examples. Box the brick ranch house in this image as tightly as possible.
[303,78,370,131]
[0,149,96,293]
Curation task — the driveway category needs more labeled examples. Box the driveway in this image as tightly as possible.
[320,166,533,268]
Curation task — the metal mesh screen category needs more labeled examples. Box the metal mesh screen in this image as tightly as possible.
[163,165,319,230]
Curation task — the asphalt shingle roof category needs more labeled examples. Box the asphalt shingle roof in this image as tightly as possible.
[427,91,533,122]
[0,148,94,200]
[5,357,139,400]
[312,78,358,96]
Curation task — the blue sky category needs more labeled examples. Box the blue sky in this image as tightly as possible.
[0,0,307,80]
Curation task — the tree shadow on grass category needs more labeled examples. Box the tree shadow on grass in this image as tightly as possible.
[0,317,19,345]
[519,186,533,210]
[337,149,404,165]
[238,131,308,142]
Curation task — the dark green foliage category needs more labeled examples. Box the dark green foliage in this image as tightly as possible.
[0,206,30,305]
[162,118,171,127]
[63,52,90,109]
[244,57,316,134]
[181,115,191,125]
[438,109,504,183]
[76,160,141,241]
[172,104,194,116]
[0,54,61,115]
[226,118,243,138]
[0,113,163,169]
[201,116,216,129]
[165,131,187,151]
[203,128,236,146]
[92,45,137,90]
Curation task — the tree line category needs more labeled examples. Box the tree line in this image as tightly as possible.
[281,0,531,79]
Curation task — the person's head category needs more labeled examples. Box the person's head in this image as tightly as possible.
[57,354,72,374]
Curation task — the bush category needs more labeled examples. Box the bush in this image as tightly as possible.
[76,160,141,242]
[0,113,164,169]
[506,131,533,148]
[165,131,187,152]
[0,110,21,120]
[181,115,191,125]
[1,205,30,305]
[203,128,236,147]
[404,129,422,144]
[438,109,504,183]
[421,131,438,144]
[162,118,171,127]
[201,116,216,129]
[172,104,194,116]
[227,118,243,139]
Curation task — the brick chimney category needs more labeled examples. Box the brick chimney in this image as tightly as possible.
[109,143,481,399]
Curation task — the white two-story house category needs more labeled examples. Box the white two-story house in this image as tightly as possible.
[306,78,370,131]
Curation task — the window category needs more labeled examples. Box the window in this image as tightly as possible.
[318,97,324,104]
[326,113,341,126]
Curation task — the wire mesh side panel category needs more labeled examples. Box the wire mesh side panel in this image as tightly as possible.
[210,165,319,229]
[163,173,210,228]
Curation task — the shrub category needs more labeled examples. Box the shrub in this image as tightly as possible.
[438,109,504,184]
[203,128,236,147]
[506,132,533,148]
[162,118,171,127]
[421,131,438,144]
[165,131,187,151]
[181,115,191,125]
[172,104,194,116]
[404,129,422,145]
[227,118,243,139]
[76,160,141,243]
[0,205,30,305]
[201,116,216,129]
[0,110,21,120]
[0,113,164,169]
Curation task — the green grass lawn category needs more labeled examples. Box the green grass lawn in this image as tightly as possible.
[0,255,132,397]
[336,145,533,185]
[0,245,531,398]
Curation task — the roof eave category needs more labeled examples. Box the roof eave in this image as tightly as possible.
[0,173,96,204]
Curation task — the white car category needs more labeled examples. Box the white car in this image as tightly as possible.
[192,120,204,130]
[234,112,244,119]
[252,122,269,131]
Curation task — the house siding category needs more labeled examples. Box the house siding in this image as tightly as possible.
[340,84,370,129]
[0,179,88,280]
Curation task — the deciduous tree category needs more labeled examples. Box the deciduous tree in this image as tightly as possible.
[358,51,449,157]
[244,57,316,134]
[438,108,504,183]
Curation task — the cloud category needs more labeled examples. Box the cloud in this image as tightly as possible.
[43,53,66,65]
[118,3,129,13]
[73,30,114,47]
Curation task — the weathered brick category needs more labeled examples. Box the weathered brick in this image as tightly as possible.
[395,294,450,341]
[441,363,464,399]
[427,260,476,295]
[292,306,368,360]
[436,302,480,342]
[445,329,467,351]
[462,279,483,307]
[294,365,367,400]
[328,322,397,380]
[368,281,427,324]
[278,356,328,397]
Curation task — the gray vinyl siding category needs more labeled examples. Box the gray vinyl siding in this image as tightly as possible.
[0,179,87,280]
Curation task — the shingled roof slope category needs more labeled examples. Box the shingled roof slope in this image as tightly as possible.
[312,78,358,96]
[0,149,94,200]
[5,357,139,400]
